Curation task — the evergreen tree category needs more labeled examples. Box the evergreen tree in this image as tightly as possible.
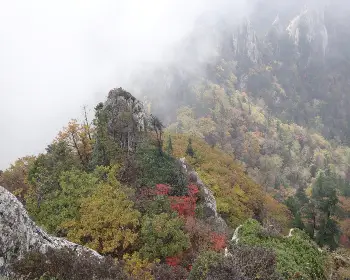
[90,102,119,168]
[285,187,309,231]
[311,171,340,249]
[186,138,195,157]
[150,115,164,154]
[165,136,173,155]
[316,218,340,250]
[293,212,305,230]
[295,187,309,206]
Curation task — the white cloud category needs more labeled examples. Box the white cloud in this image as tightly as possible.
[0,0,249,169]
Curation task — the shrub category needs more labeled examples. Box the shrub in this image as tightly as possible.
[224,245,281,280]
[151,264,189,280]
[189,246,281,280]
[188,251,222,280]
[11,248,128,280]
[170,135,266,227]
[140,213,190,261]
[238,219,327,279]
[63,180,140,257]
[136,145,187,195]
[123,252,154,280]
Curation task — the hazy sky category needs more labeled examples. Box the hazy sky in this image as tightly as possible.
[0,0,250,169]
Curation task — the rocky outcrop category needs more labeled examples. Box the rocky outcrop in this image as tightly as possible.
[179,157,227,233]
[287,7,328,60]
[104,88,147,152]
[188,171,228,233]
[0,186,101,276]
[232,19,261,66]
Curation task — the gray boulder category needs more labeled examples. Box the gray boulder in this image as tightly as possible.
[0,186,101,277]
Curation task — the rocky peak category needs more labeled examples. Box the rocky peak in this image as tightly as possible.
[232,18,261,65]
[0,186,101,277]
[287,7,328,59]
[104,88,147,152]
[271,15,284,35]
[105,88,146,130]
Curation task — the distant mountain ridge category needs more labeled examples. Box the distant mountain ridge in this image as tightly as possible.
[133,0,350,142]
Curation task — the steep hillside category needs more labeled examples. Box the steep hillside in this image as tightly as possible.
[131,2,350,192]
[128,1,350,255]
[3,2,350,278]
[170,134,291,231]
[136,1,350,142]
[0,89,293,279]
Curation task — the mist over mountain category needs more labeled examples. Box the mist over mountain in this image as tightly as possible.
[129,0,350,144]
[4,1,350,279]
[0,0,250,170]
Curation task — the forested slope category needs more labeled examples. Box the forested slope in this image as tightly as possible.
[3,1,350,278]
[128,0,350,258]
[0,89,292,279]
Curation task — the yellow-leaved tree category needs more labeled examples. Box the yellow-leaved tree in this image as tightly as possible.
[170,134,265,227]
[56,119,93,169]
[64,168,140,257]
[0,156,35,202]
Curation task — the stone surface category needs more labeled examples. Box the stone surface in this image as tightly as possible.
[0,186,101,276]
[232,18,261,65]
[104,88,147,152]
[188,171,228,233]
[287,8,328,59]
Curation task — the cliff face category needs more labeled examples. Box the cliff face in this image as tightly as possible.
[104,88,147,152]
[232,19,261,66]
[0,186,101,276]
[131,1,350,141]
[289,10,327,53]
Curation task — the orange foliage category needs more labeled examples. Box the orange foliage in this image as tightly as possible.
[338,197,350,245]
[184,217,212,252]
[340,219,350,238]
[56,119,93,167]
[155,184,171,196]
[340,234,350,247]
[210,232,227,251]
[170,196,197,217]
[1,156,35,202]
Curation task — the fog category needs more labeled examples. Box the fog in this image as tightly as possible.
[2,0,338,169]
[0,0,253,169]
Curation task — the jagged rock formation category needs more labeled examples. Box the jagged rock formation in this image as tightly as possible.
[232,18,261,66]
[104,88,147,152]
[130,1,350,141]
[271,15,284,35]
[179,157,228,233]
[188,171,228,233]
[0,186,101,276]
[287,7,328,61]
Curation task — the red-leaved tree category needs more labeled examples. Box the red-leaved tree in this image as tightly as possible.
[211,232,227,251]
[165,256,181,267]
[169,184,199,218]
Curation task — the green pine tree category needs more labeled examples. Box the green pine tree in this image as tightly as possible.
[311,171,340,249]
[186,138,195,157]
[166,136,173,155]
